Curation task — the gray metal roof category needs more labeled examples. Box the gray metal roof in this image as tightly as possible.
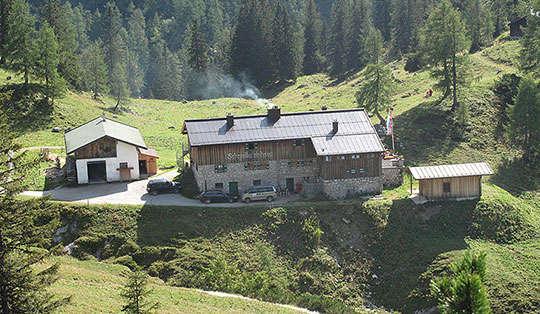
[312,134,384,155]
[409,162,494,180]
[184,109,383,154]
[65,116,147,154]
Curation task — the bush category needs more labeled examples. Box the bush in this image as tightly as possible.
[117,240,140,256]
[114,255,138,269]
[175,168,200,199]
[302,216,324,247]
[132,246,178,266]
[74,235,107,254]
[405,52,423,72]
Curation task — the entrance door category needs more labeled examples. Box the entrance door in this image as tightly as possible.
[286,178,294,192]
[87,161,106,183]
[139,160,148,174]
[229,182,239,195]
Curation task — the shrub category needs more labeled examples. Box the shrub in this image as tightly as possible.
[262,207,287,232]
[132,246,178,266]
[117,240,140,256]
[114,255,138,270]
[405,52,423,72]
[175,168,200,199]
[74,235,107,255]
[302,216,324,247]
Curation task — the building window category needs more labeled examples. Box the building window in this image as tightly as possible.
[254,161,261,170]
[340,156,346,160]
[293,139,305,147]
[296,159,305,167]
[214,164,227,173]
[325,156,331,162]
[288,160,292,166]
[265,161,270,169]
[253,180,262,186]
[443,182,451,193]
[119,162,128,168]
[215,183,224,189]
[351,169,356,174]
[245,142,258,150]
[352,155,356,159]
[310,159,314,165]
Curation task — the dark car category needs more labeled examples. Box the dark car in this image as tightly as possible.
[198,190,239,203]
[147,179,182,195]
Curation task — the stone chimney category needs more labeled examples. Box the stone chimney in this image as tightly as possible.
[267,106,281,121]
[226,113,234,129]
[333,120,339,133]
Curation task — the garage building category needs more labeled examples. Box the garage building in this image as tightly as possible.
[65,115,159,184]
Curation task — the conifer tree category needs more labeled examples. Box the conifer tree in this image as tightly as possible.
[373,0,393,42]
[270,3,297,83]
[0,0,13,65]
[356,63,394,124]
[35,22,66,105]
[4,0,35,86]
[126,2,148,97]
[431,251,492,314]
[391,0,420,57]
[120,268,158,314]
[81,41,108,99]
[102,1,124,77]
[510,75,540,162]
[188,20,209,73]
[302,0,324,75]
[422,0,469,110]
[346,0,370,70]
[365,26,384,65]
[520,0,540,78]
[489,0,506,37]
[465,0,494,53]
[111,61,129,111]
[0,100,70,313]
[329,0,351,75]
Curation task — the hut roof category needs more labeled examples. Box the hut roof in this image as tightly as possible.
[409,162,494,180]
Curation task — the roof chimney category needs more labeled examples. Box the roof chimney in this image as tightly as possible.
[102,112,106,121]
[267,106,281,121]
[333,120,339,134]
[226,113,234,129]
[321,105,328,111]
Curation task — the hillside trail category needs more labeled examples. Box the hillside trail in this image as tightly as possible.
[197,290,319,314]
[19,146,64,152]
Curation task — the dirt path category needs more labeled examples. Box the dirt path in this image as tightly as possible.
[20,146,64,152]
[197,290,319,314]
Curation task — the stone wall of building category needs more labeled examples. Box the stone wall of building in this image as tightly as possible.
[382,158,404,187]
[322,177,383,199]
[193,159,319,194]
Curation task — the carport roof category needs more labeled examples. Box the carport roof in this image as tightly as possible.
[409,162,494,180]
[65,116,147,154]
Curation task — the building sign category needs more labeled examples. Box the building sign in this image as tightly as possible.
[532,8,540,17]
[227,151,273,162]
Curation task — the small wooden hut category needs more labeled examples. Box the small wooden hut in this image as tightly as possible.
[509,17,527,38]
[409,162,494,201]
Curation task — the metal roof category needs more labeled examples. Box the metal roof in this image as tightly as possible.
[138,147,160,158]
[183,109,382,154]
[65,116,147,154]
[409,162,494,180]
[311,134,384,155]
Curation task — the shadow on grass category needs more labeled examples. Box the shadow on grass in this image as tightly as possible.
[491,157,540,195]
[135,204,268,247]
[368,198,475,313]
[261,80,296,99]
[393,100,461,165]
[0,83,53,133]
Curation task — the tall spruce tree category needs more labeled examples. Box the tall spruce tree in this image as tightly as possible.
[365,26,384,65]
[120,268,158,314]
[510,75,540,162]
[126,2,148,97]
[391,0,420,57]
[422,0,469,110]
[4,0,35,86]
[520,0,540,78]
[188,20,209,73]
[346,0,370,70]
[329,0,351,75]
[356,63,394,124]
[0,0,13,65]
[102,1,124,77]
[0,99,70,313]
[35,22,66,105]
[270,3,297,83]
[431,252,492,314]
[465,0,494,53]
[302,0,324,75]
[373,0,393,42]
[489,0,506,37]
[81,41,108,99]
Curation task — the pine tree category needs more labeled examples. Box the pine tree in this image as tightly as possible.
[510,75,540,162]
[373,0,393,42]
[110,61,129,111]
[465,0,494,53]
[302,0,324,75]
[102,1,124,77]
[188,20,209,73]
[422,0,469,110]
[81,41,108,99]
[120,268,158,314]
[329,0,351,75]
[431,251,492,314]
[270,3,297,83]
[520,0,540,78]
[42,0,82,89]
[126,2,148,97]
[35,22,66,105]
[488,0,506,37]
[356,63,394,124]
[365,26,384,65]
[391,0,420,57]
[4,0,35,86]
[0,101,70,313]
[0,0,13,65]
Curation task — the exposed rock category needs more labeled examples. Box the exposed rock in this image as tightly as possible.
[64,242,77,255]
[112,115,118,119]
[182,100,188,104]
[168,126,176,130]
[342,218,351,224]
[212,101,217,104]
[296,84,306,89]
[303,94,310,98]
[52,127,62,133]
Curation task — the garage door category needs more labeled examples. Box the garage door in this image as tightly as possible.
[87,161,106,183]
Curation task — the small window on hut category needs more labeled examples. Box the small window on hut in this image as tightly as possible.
[253,180,262,186]
[214,164,227,173]
[119,162,128,168]
[245,143,258,150]
[293,139,305,147]
[443,182,451,193]
[215,183,224,189]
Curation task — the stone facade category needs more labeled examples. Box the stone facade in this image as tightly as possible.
[322,177,382,199]
[382,159,405,187]
[193,159,319,194]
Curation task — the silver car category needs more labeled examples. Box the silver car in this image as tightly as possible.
[242,186,278,203]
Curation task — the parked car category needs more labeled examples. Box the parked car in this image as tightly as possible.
[242,186,278,203]
[147,179,182,195]
[198,190,239,203]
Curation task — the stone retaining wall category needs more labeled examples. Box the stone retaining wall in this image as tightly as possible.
[322,177,383,199]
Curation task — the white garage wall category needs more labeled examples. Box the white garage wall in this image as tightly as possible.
[76,142,140,184]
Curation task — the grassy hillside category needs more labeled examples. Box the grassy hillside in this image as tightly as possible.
[42,255,305,314]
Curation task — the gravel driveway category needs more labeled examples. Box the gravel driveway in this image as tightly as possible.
[22,170,300,207]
